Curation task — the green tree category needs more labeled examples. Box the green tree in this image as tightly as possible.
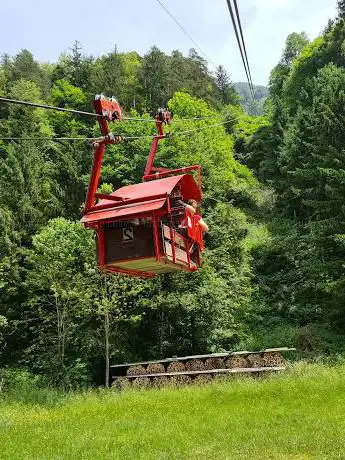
[25,218,94,386]
[140,46,169,109]
[215,65,238,105]
[281,32,309,67]
[337,0,345,19]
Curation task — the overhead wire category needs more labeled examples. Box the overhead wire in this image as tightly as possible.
[155,0,218,71]
[225,0,255,101]
[233,0,255,98]
[0,96,218,123]
[155,0,255,103]
[0,112,250,143]
[0,96,101,118]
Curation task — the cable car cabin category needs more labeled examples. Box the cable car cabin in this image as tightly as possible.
[81,174,204,278]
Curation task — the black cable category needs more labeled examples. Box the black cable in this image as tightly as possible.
[0,137,94,141]
[233,0,255,98]
[0,97,101,118]
[225,0,255,101]
[0,113,250,143]
[0,96,218,123]
[155,0,218,70]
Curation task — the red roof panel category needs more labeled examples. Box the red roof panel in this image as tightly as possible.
[81,198,166,224]
[95,174,201,208]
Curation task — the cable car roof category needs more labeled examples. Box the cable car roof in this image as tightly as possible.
[81,198,166,224]
[96,174,201,207]
[81,174,201,225]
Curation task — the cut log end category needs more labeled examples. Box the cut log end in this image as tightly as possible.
[146,363,165,374]
[132,377,150,389]
[185,359,205,371]
[263,352,285,367]
[167,361,186,373]
[225,355,248,369]
[112,376,132,391]
[204,357,224,370]
[126,365,146,376]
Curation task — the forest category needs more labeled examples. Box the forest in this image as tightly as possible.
[1,3,345,389]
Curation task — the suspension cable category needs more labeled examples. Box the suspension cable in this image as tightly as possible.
[0,96,219,123]
[155,0,218,70]
[225,0,255,100]
[233,0,255,97]
[0,97,101,118]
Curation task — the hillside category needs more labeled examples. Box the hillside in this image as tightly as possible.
[234,81,269,115]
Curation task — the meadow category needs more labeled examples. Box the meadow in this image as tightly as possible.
[1,363,345,459]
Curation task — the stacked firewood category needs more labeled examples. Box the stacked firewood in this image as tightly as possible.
[170,375,191,386]
[146,363,165,374]
[262,352,285,367]
[205,357,224,370]
[185,359,205,371]
[194,374,212,384]
[112,376,131,390]
[126,365,146,376]
[132,377,150,389]
[152,376,170,388]
[167,361,185,373]
[247,354,263,367]
[225,355,248,368]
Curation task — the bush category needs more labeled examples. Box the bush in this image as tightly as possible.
[0,368,64,406]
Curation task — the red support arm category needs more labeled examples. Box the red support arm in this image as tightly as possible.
[84,96,124,215]
[84,143,106,214]
[143,119,165,178]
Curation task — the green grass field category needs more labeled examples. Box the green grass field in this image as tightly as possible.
[1,363,345,459]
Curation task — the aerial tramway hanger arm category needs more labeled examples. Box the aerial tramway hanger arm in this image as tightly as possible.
[84,95,124,214]
[143,114,166,177]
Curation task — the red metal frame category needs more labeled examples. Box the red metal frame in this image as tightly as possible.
[144,118,165,177]
[144,165,202,196]
[84,97,124,214]
[96,225,106,266]
[84,143,106,213]
[104,265,156,279]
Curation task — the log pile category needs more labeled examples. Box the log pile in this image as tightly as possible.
[112,348,293,391]
[126,365,146,376]
[132,377,150,389]
[225,355,248,368]
[263,352,285,367]
[146,363,165,374]
[247,354,263,368]
[185,359,205,371]
[205,357,224,370]
[167,361,185,373]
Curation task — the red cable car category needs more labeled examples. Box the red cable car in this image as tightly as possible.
[81,96,205,278]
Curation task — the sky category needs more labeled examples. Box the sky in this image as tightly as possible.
[0,0,338,86]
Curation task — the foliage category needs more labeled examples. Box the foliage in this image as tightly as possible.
[240,15,345,342]
[233,82,269,116]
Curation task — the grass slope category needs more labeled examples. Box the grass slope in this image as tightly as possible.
[1,363,345,459]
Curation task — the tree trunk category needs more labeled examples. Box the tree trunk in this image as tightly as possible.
[104,310,110,388]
